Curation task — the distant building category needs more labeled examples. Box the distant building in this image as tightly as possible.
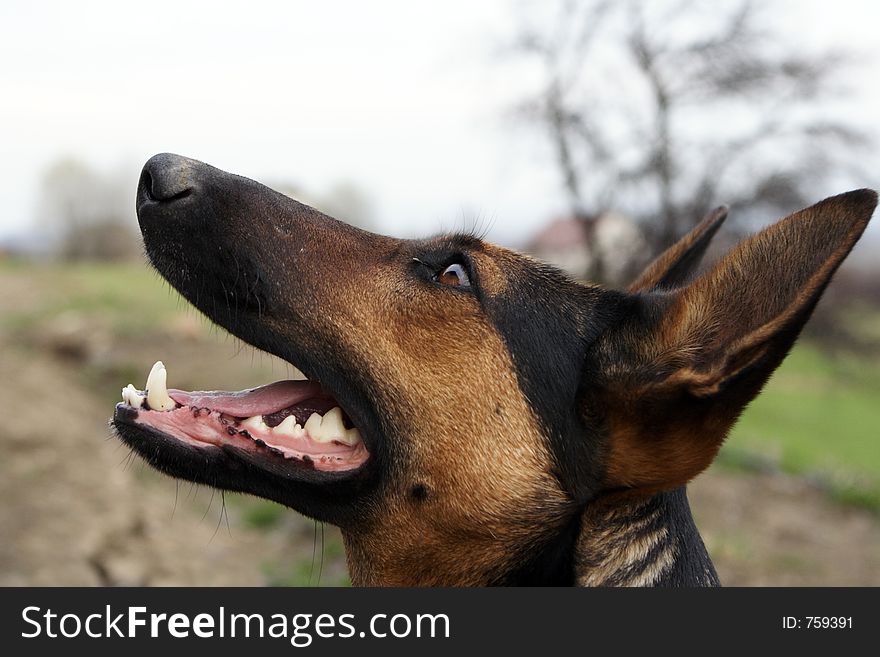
[526,212,648,285]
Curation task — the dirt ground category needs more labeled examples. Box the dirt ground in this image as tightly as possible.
[0,283,878,586]
[0,295,351,586]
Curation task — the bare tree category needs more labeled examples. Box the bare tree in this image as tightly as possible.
[511,0,869,279]
[36,158,139,261]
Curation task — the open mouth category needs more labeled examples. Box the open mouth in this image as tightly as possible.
[114,361,370,474]
[114,153,390,511]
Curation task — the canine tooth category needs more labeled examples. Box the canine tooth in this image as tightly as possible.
[303,412,324,439]
[240,415,268,432]
[121,384,145,408]
[339,427,362,447]
[145,361,175,411]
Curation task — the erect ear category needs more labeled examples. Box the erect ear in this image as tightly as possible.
[592,189,877,492]
[628,206,728,292]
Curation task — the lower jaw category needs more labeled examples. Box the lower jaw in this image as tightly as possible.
[113,408,375,528]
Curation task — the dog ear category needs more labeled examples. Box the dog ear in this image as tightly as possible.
[592,190,877,492]
[628,206,727,292]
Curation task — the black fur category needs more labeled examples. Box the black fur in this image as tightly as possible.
[489,512,582,586]
[478,263,614,504]
[653,488,720,587]
[649,208,727,291]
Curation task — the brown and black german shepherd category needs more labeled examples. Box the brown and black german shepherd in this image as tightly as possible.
[113,153,876,586]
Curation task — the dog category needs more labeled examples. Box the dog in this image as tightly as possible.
[113,153,876,586]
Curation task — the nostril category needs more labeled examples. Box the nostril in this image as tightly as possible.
[142,170,155,202]
[140,153,196,204]
[164,187,192,202]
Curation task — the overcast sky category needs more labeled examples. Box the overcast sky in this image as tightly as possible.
[1,0,878,248]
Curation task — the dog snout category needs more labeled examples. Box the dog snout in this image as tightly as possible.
[138,153,199,206]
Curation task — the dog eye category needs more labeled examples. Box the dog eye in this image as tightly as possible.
[435,263,470,288]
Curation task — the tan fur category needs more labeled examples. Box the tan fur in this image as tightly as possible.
[603,412,727,493]
[577,496,675,586]
[470,247,511,297]
[599,191,875,492]
[263,234,571,585]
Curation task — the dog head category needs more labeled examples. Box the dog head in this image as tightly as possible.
[114,153,875,585]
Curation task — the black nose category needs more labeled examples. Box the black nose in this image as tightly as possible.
[139,153,198,204]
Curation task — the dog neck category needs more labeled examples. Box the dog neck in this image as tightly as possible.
[575,486,720,587]
[343,487,719,587]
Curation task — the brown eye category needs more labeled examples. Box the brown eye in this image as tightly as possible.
[436,263,471,288]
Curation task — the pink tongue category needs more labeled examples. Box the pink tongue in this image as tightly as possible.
[168,380,325,417]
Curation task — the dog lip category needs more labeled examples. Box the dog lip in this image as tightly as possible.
[114,403,139,424]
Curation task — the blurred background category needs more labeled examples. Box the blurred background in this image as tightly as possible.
[1,0,878,586]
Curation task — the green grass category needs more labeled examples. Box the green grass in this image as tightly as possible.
[241,500,287,530]
[0,259,285,407]
[220,495,351,585]
[261,531,350,587]
[0,259,185,335]
[721,344,880,512]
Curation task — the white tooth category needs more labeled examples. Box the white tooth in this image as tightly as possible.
[145,361,175,411]
[319,407,346,441]
[290,367,308,381]
[240,415,268,433]
[339,427,362,447]
[274,415,304,438]
[121,384,145,408]
[303,412,324,440]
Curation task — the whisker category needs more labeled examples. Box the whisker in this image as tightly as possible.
[171,480,179,520]
[117,448,135,468]
[201,488,215,521]
[318,522,325,587]
[222,491,232,536]
[309,519,318,586]
[210,494,225,543]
